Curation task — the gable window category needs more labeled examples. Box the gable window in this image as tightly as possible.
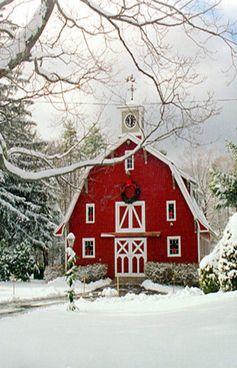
[86,204,95,223]
[167,236,181,257]
[82,238,95,258]
[125,151,134,171]
[166,201,176,221]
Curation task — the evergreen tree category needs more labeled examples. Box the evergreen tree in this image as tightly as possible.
[0,75,61,265]
[56,122,106,213]
[210,142,237,209]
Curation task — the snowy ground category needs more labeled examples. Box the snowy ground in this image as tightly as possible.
[0,280,236,368]
[0,278,111,303]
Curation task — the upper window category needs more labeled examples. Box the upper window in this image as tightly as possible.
[86,204,95,223]
[166,201,176,221]
[125,151,134,171]
[82,238,95,258]
[167,236,181,257]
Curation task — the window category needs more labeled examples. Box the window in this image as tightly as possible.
[115,201,145,232]
[125,151,134,171]
[82,238,95,258]
[167,236,181,257]
[166,201,176,221]
[86,204,95,223]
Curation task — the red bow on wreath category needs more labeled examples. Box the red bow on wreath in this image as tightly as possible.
[121,179,141,204]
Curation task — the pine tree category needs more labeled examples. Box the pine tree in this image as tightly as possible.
[55,122,106,213]
[0,75,61,265]
[210,142,237,209]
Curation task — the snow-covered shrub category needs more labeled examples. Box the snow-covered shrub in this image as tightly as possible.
[77,263,108,283]
[101,287,118,297]
[199,213,237,293]
[44,265,64,282]
[0,242,36,281]
[145,262,198,286]
[9,243,36,281]
[199,265,220,294]
[219,242,237,292]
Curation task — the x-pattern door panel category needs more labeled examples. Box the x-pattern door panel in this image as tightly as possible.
[115,238,147,276]
[115,201,145,232]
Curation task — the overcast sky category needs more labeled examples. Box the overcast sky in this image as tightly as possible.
[31,0,237,165]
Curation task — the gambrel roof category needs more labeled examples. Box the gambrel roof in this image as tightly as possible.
[55,133,214,236]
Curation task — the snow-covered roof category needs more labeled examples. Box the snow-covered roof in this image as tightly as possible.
[55,134,212,236]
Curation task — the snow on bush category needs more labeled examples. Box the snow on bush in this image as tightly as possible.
[0,241,36,281]
[44,265,64,282]
[77,263,108,283]
[101,287,118,297]
[219,241,237,291]
[199,213,237,293]
[145,262,199,287]
[199,265,220,294]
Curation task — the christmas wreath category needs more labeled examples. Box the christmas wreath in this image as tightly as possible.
[121,178,141,204]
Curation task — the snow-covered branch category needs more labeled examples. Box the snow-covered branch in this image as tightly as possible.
[0,0,55,78]
[0,133,143,181]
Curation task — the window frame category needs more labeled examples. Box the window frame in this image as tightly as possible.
[166,200,176,221]
[167,236,181,257]
[86,203,95,224]
[82,238,95,258]
[125,150,134,171]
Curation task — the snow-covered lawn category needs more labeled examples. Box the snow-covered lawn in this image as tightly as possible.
[0,284,236,368]
[0,278,111,303]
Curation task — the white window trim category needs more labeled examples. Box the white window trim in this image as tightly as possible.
[86,203,95,224]
[82,238,95,258]
[125,150,134,171]
[166,200,176,221]
[167,236,181,257]
[115,201,145,233]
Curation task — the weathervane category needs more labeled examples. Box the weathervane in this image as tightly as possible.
[125,74,136,101]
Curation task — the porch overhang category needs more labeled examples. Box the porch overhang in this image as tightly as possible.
[101,231,161,238]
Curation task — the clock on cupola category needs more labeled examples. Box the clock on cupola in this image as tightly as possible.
[119,75,144,136]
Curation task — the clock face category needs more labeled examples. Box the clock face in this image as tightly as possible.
[124,114,137,129]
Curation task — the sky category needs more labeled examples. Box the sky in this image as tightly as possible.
[29,0,237,165]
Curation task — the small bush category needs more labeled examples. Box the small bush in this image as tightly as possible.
[44,264,64,282]
[0,241,36,281]
[219,242,237,292]
[199,264,220,294]
[145,262,199,287]
[77,263,108,283]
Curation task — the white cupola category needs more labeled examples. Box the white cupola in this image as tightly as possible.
[119,75,144,137]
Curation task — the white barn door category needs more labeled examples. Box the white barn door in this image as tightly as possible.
[115,238,147,276]
[115,202,146,276]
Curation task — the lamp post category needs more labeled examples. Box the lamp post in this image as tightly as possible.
[67,232,75,248]
[65,232,78,311]
[65,232,75,271]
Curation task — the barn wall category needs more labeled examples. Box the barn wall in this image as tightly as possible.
[69,141,198,278]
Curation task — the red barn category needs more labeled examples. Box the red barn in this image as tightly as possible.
[56,103,213,279]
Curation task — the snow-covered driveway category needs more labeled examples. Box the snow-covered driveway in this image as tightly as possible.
[0,290,236,368]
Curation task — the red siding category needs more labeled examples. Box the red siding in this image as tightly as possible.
[69,141,198,278]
